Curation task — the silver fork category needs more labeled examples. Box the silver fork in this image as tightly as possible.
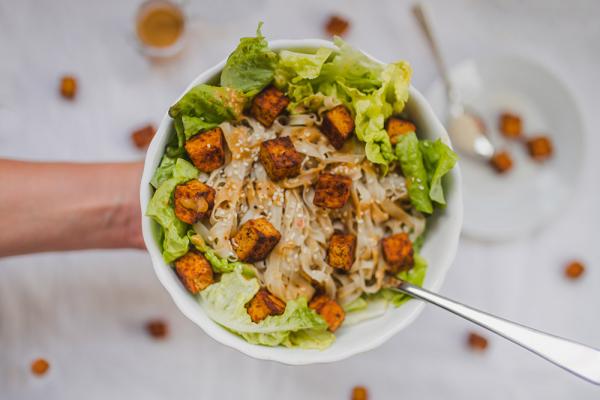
[391,281,600,385]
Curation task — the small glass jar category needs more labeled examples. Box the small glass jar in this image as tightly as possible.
[135,0,186,59]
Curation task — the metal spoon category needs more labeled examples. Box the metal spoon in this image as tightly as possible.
[412,3,495,160]
[390,281,600,385]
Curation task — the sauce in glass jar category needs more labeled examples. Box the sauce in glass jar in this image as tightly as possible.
[136,0,185,58]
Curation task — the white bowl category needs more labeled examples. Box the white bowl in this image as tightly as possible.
[140,39,463,365]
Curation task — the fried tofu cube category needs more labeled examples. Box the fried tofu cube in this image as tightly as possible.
[60,75,77,100]
[526,136,553,161]
[250,86,290,127]
[467,332,489,351]
[31,358,50,376]
[381,232,414,273]
[499,112,522,139]
[259,137,305,181]
[174,180,216,224]
[313,173,352,209]
[351,386,369,400]
[246,289,286,323]
[564,260,585,280]
[232,218,281,263]
[309,295,345,332]
[385,117,416,145]
[184,127,225,172]
[131,124,156,149]
[321,105,355,149]
[327,232,357,271]
[325,15,350,36]
[489,151,513,174]
[146,319,169,339]
[174,251,214,294]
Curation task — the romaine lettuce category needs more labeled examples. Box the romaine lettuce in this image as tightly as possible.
[220,23,278,96]
[343,296,369,313]
[337,60,411,170]
[169,84,245,134]
[395,132,433,214]
[395,133,457,213]
[276,48,332,82]
[180,115,218,140]
[282,328,335,349]
[146,159,198,262]
[273,48,333,113]
[164,118,186,158]
[419,139,458,206]
[316,38,383,92]
[150,155,176,189]
[199,269,334,349]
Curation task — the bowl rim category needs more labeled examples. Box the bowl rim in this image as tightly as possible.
[140,38,463,365]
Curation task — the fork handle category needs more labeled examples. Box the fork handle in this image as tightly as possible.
[396,281,600,385]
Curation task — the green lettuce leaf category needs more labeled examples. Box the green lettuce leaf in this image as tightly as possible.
[380,61,412,115]
[220,23,278,96]
[316,38,383,92]
[413,233,425,253]
[180,115,218,140]
[150,155,176,189]
[343,296,369,313]
[395,132,433,214]
[419,139,458,206]
[273,48,333,113]
[146,159,198,263]
[376,252,428,307]
[335,60,411,170]
[282,328,336,350]
[169,84,246,131]
[164,118,186,158]
[199,269,334,349]
[276,48,332,82]
[284,81,337,114]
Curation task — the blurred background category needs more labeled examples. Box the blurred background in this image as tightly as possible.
[1,0,599,398]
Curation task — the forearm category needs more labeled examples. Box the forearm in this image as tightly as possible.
[0,160,145,257]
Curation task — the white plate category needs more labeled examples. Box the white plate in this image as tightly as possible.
[426,56,584,241]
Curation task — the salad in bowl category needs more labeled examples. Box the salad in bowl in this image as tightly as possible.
[141,25,462,362]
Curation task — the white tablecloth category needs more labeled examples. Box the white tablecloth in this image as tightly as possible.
[1,0,599,398]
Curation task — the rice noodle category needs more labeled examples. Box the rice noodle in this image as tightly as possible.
[193,112,426,305]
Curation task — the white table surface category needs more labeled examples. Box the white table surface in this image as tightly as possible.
[1,0,599,398]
